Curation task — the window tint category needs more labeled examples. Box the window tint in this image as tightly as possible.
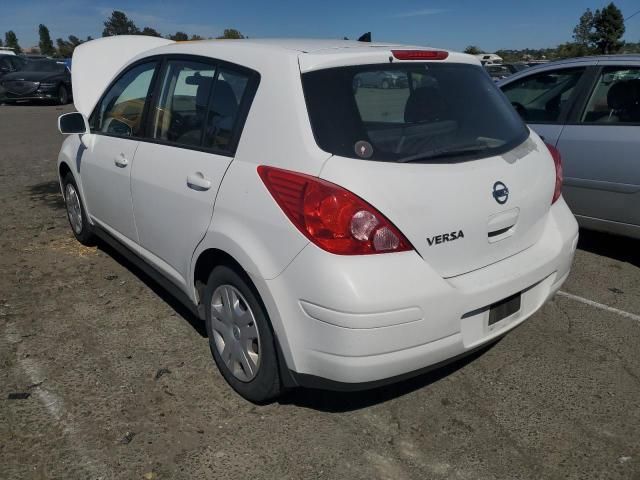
[91,62,156,137]
[202,68,250,151]
[151,60,216,147]
[501,68,585,123]
[303,63,528,163]
[582,67,640,124]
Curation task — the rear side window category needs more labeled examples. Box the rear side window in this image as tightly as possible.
[582,67,640,124]
[302,63,528,163]
[151,60,216,147]
[501,68,585,123]
[203,68,251,152]
[90,62,157,137]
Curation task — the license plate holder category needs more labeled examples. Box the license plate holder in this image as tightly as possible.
[488,292,521,326]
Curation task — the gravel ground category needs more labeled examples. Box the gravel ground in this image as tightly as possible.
[1,104,639,480]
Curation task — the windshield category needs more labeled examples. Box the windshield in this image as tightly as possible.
[302,63,528,163]
[22,60,66,73]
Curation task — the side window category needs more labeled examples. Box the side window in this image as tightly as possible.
[582,67,640,124]
[502,68,585,123]
[0,57,11,71]
[151,60,216,147]
[90,62,156,137]
[203,68,251,152]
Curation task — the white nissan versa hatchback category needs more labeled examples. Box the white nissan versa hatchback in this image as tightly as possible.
[57,36,578,402]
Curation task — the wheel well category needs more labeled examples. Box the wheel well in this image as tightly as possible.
[59,162,71,182]
[193,248,246,304]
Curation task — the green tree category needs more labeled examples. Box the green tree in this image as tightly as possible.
[56,36,83,58]
[190,34,204,40]
[4,31,22,54]
[140,27,161,37]
[102,10,140,36]
[463,45,483,55]
[38,24,55,56]
[0,38,3,47]
[169,31,189,41]
[216,29,245,39]
[592,3,625,54]
[573,9,595,47]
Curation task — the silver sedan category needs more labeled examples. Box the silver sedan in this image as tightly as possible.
[498,55,640,239]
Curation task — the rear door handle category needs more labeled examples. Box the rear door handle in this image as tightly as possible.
[114,153,129,168]
[187,172,212,191]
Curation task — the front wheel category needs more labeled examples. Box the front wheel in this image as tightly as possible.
[57,85,69,105]
[62,172,95,245]
[204,265,282,403]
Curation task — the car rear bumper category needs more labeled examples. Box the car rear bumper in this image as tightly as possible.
[263,198,578,387]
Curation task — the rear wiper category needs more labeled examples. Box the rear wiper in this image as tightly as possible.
[397,142,489,164]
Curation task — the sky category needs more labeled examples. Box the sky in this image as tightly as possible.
[2,0,640,53]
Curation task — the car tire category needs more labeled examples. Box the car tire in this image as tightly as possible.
[62,172,95,246]
[381,79,390,89]
[204,265,282,403]
[57,85,69,105]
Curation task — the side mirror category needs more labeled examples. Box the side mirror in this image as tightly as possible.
[58,112,89,135]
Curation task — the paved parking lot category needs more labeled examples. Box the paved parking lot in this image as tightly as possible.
[1,104,639,480]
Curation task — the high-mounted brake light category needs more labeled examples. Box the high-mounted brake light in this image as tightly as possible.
[546,143,563,204]
[257,166,413,255]
[391,50,449,61]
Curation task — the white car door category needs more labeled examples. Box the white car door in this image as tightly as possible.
[82,61,158,245]
[131,58,256,287]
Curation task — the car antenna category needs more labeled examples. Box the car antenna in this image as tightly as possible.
[357,32,371,42]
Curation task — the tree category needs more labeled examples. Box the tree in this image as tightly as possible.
[102,10,140,36]
[573,9,595,47]
[169,31,189,41]
[463,45,483,55]
[140,27,161,37]
[0,38,3,47]
[592,3,625,54]
[56,35,83,58]
[4,31,22,54]
[190,34,204,41]
[217,29,244,39]
[38,24,55,56]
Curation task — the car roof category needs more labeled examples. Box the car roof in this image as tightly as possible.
[141,38,476,73]
[497,54,640,86]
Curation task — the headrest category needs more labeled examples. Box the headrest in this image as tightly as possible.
[607,80,640,110]
[404,86,446,123]
[211,80,238,117]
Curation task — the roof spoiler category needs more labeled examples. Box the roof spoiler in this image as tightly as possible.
[72,35,173,117]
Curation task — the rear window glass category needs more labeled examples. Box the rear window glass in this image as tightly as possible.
[302,63,528,163]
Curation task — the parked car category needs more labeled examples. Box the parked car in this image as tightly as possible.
[1,58,71,104]
[485,64,513,81]
[0,54,26,101]
[0,47,16,55]
[57,36,577,402]
[354,70,406,88]
[0,54,26,80]
[499,55,640,239]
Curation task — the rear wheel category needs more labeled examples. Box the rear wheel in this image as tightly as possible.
[62,172,95,245]
[204,265,282,403]
[57,85,69,105]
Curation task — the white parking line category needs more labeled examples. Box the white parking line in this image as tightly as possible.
[557,291,640,323]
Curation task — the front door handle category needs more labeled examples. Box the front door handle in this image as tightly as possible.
[114,153,129,168]
[187,172,212,191]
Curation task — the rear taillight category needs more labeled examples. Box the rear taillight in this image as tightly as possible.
[546,143,563,204]
[258,166,413,255]
[391,50,449,61]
